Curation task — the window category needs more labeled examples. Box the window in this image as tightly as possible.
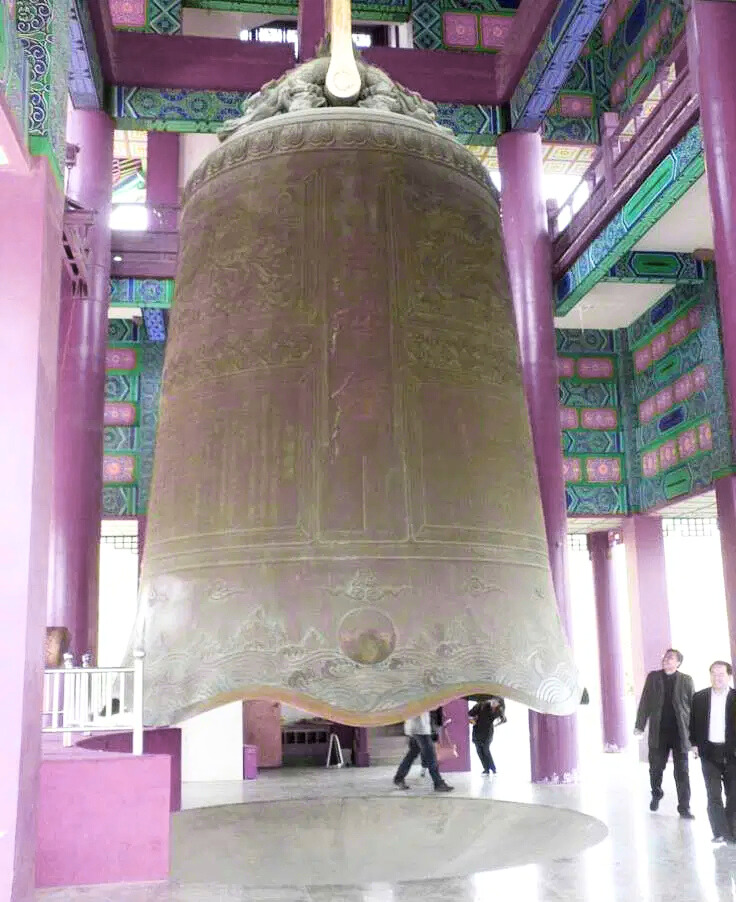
[238,21,388,54]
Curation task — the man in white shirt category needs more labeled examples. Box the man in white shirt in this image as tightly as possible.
[689,661,736,842]
[393,712,454,792]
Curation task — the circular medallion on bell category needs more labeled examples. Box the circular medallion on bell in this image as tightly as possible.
[338,607,397,665]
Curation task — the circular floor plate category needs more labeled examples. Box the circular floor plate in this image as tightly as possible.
[171,795,607,886]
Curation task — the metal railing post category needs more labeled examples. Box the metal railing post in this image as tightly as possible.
[62,653,74,747]
[132,650,145,755]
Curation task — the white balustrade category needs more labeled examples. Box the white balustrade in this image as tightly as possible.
[42,650,145,754]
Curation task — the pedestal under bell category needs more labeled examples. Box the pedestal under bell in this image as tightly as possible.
[134,58,581,725]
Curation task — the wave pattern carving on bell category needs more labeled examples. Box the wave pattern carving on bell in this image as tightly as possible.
[135,104,582,726]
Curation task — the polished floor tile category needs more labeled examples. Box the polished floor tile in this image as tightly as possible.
[36,751,736,902]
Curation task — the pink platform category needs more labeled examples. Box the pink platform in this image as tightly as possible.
[36,737,170,888]
[78,726,182,811]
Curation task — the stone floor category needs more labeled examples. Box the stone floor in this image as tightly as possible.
[35,746,736,902]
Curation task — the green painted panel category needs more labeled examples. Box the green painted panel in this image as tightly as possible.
[621,153,675,229]
[662,466,692,500]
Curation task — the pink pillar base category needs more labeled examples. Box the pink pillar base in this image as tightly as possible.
[243,700,283,767]
[529,713,578,783]
[588,532,628,752]
[439,699,471,773]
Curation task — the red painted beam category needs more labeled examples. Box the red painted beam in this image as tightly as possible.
[110,34,503,104]
[87,0,117,83]
[112,32,297,92]
[88,0,558,109]
[363,47,500,105]
[495,0,560,101]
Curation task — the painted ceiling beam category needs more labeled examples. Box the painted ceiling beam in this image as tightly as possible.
[69,0,104,110]
[110,278,174,308]
[510,0,607,131]
[554,124,705,316]
[110,85,503,144]
[601,252,706,285]
[142,308,167,342]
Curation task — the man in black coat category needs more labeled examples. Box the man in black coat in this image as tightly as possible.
[468,697,505,775]
[634,648,695,818]
[689,660,736,842]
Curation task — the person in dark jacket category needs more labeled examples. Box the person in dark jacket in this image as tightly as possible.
[689,661,736,842]
[634,648,695,818]
[469,697,506,775]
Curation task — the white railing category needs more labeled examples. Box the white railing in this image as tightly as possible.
[42,650,144,754]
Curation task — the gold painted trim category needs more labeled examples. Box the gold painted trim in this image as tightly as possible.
[166,683,581,727]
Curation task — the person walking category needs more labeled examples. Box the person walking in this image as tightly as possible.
[634,648,695,818]
[469,697,506,775]
[393,711,454,792]
[689,661,736,842]
[420,708,444,778]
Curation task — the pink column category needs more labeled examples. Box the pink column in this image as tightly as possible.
[147,132,179,232]
[587,531,627,752]
[693,2,736,454]
[298,0,326,60]
[243,701,283,768]
[137,514,147,578]
[497,130,578,783]
[47,110,114,660]
[623,515,671,696]
[715,477,736,673]
[0,159,64,902]
[439,698,471,773]
[692,1,736,686]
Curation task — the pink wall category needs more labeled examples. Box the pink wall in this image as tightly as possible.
[78,727,182,811]
[36,747,170,887]
[243,701,283,768]
[0,159,64,902]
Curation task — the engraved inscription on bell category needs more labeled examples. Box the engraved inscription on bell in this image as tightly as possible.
[135,101,581,726]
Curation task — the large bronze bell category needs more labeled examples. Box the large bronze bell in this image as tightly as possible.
[134,59,580,725]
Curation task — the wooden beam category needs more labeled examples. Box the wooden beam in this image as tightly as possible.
[108,32,503,104]
[495,0,559,101]
[112,32,297,92]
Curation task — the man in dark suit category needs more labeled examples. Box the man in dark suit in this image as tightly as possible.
[635,648,695,818]
[689,661,736,842]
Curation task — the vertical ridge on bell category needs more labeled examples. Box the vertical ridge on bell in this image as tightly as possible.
[134,69,581,727]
